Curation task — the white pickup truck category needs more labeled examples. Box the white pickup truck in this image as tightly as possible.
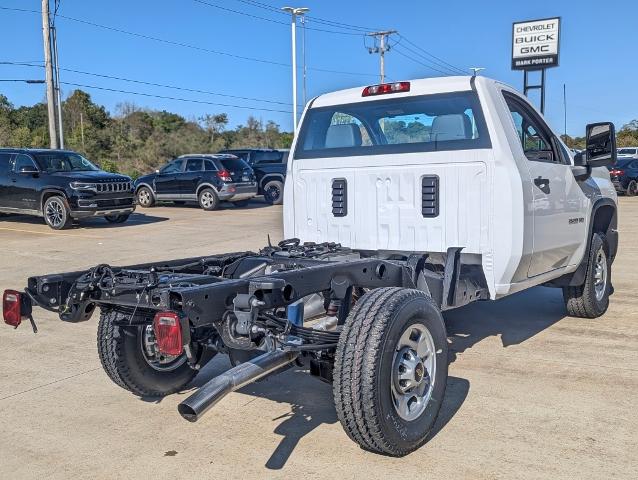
[4,76,618,456]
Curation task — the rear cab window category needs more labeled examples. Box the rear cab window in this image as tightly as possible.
[295,91,491,159]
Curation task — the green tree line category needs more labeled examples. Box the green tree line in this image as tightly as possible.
[561,119,638,150]
[0,90,293,178]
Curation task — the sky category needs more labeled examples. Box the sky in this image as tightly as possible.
[0,0,636,136]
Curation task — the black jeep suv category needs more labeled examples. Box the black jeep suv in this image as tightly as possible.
[0,148,135,229]
[218,149,288,204]
[134,154,257,210]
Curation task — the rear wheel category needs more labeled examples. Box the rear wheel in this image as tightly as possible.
[136,187,155,208]
[333,287,448,456]
[97,310,197,397]
[627,180,637,197]
[43,196,71,230]
[263,180,284,205]
[198,188,220,211]
[104,214,130,224]
[563,233,611,318]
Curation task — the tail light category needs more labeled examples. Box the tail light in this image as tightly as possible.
[153,312,183,356]
[362,81,410,97]
[217,169,232,182]
[610,169,624,176]
[3,290,23,327]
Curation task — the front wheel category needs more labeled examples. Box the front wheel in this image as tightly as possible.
[97,310,197,397]
[333,287,448,456]
[626,180,637,197]
[563,232,611,318]
[43,196,71,230]
[136,187,155,208]
[263,180,284,205]
[104,214,130,224]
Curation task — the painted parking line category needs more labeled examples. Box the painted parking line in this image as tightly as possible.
[0,226,98,239]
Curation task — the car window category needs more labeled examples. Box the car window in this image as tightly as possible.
[503,92,561,164]
[14,154,38,172]
[230,151,250,162]
[186,159,203,172]
[34,152,98,172]
[204,160,217,171]
[0,153,12,177]
[219,158,251,171]
[160,159,183,174]
[253,151,284,164]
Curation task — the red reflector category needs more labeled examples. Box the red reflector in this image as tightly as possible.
[362,81,410,97]
[217,169,232,182]
[3,290,23,327]
[153,312,183,356]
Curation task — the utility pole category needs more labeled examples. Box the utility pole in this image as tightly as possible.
[282,6,309,133]
[366,30,397,83]
[41,0,58,149]
[52,25,64,148]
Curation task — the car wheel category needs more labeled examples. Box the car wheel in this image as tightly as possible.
[627,180,637,197]
[198,188,220,211]
[263,180,284,205]
[136,187,155,208]
[43,196,71,230]
[105,214,130,224]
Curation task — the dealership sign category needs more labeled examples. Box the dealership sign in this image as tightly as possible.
[511,17,560,70]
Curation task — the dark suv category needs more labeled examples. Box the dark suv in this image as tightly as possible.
[609,158,638,196]
[0,148,135,229]
[218,149,288,204]
[134,154,257,210]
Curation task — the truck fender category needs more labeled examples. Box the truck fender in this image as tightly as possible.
[259,173,285,190]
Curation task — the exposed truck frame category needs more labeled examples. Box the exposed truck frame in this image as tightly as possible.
[3,76,618,456]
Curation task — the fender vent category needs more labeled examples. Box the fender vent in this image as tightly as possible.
[421,176,439,218]
[332,178,347,217]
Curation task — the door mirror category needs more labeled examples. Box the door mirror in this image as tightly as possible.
[155,169,160,174]
[585,122,616,168]
[19,165,39,174]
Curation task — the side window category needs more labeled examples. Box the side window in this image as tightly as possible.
[253,151,283,164]
[185,159,203,172]
[14,154,37,172]
[204,160,217,171]
[160,159,184,174]
[0,153,12,177]
[504,93,559,163]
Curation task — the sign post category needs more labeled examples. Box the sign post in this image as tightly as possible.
[511,17,561,114]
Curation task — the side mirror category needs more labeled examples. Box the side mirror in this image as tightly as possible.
[19,166,39,174]
[585,122,616,168]
[155,169,160,174]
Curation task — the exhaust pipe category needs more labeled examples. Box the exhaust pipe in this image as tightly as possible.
[178,349,299,422]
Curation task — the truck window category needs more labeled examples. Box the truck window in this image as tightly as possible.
[295,91,491,159]
[503,92,562,164]
[253,151,284,164]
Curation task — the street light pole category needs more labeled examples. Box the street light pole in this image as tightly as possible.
[282,6,309,133]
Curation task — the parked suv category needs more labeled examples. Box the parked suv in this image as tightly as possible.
[617,147,638,159]
[218,149,288,204]
[0,148,135,229]
[609,158,638,196]
[135,154,257,210]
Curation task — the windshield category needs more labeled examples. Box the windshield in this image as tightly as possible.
[617,148,637,155]
[295,91,491,159]
[34,152,99,173]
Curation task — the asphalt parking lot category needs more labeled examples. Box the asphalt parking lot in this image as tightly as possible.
[1,198,637,480]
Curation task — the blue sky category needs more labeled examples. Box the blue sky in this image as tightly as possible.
[0,0,636,136]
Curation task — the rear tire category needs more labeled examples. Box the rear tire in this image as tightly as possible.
[627,180,637,197]
[263,180,284,205]
[43,196,71,230]
[97,310,197,397]
[136,187,155,208]
[333,287,448,456]
[198,188,220,211]
[104,214,130,224]
[563,233,611,318]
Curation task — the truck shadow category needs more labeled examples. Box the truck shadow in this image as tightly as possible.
[167,285,565,469]
[0,212,169,229]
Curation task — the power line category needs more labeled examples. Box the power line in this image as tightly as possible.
[397,34,466,75]
[394,43,462,76]
[0,6,375,77]
[60,81,293,113]
[1,61,299,106]
[393,47,456,77]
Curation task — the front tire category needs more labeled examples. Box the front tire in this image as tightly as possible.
[43,196,71,230]
[333,287,448,456]
[626,180,637,197]
[136,187,155,208]
[563,233,611,318]
[97,310,197,397]
[263,180,284,205]
[198,188,220,211]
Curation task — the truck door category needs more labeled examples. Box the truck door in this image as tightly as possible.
[503,93,587,277]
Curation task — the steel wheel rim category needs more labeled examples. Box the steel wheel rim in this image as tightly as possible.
[200,192,214,208]
[140,325,187,372]
[593,247,608,301]
[630,182,637,195]
[266,184,281,202]
[391,323,436,421]
[138,189,150,206]
[45,199,65,227]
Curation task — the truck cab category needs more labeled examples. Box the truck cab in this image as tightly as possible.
[284,76,617,299]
